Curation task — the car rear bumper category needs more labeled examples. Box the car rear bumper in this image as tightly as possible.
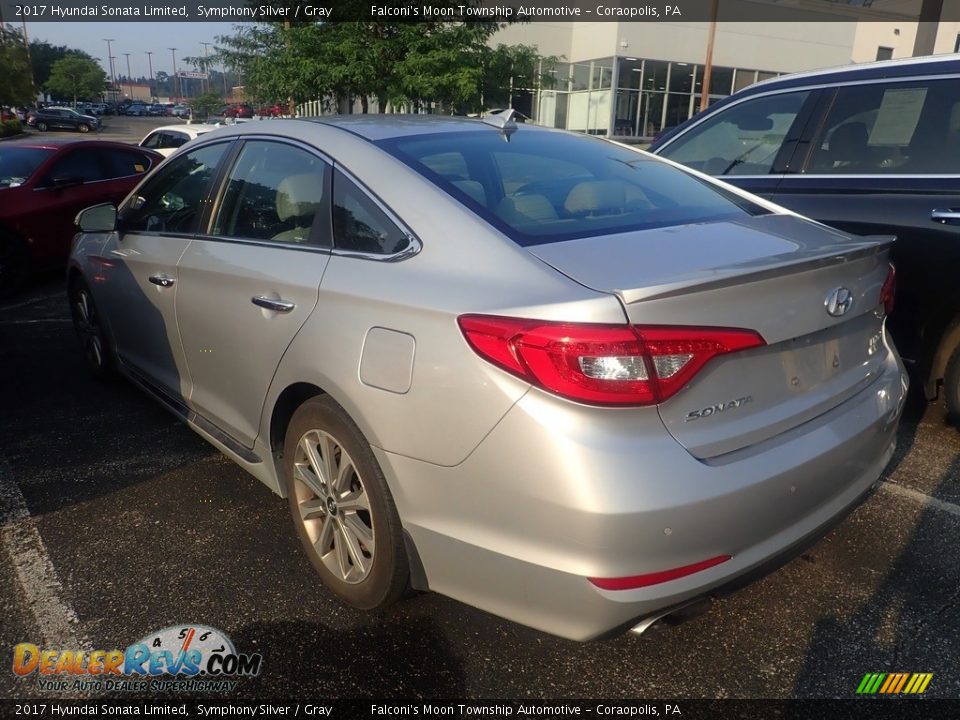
[378,348,908,641]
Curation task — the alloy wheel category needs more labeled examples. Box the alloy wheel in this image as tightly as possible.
[292,429,374,584]
[72,287,103,369]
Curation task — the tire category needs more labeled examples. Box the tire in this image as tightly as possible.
[36,121,47,132]
[283,395,408,610]
[945,345,960,426]
[0,233,30,300]
[68,277,115,378]
[78,123,90,133]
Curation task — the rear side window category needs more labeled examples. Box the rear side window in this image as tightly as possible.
[806,79,960,174]
[213,140,330,246]
[659,91,811,176]
[332,169,411,255]
[103,149,153,179]
[379,130,763,246]
[42,148,106,185]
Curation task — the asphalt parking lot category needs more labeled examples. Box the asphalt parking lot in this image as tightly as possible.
[1,274,958,702]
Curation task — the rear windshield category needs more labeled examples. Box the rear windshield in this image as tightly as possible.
[0,147,54,188]
[377,129,764,246]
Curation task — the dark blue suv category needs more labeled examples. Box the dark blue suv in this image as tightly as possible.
[651,55,960,423]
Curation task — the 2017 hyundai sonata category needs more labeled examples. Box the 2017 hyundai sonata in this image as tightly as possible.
[68,114,907,640]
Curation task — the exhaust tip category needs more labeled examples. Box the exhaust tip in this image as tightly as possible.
[629,597,713,636]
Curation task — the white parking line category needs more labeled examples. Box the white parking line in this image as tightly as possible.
[0,456,90,650]
[880,480,960,519]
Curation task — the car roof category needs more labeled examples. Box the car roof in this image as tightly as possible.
[741,53,960,96]
[3,138,161,154]
[305,114,556,141]
[147,124,218,136]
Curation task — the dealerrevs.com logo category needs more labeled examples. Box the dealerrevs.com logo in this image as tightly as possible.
[12,624,262,693]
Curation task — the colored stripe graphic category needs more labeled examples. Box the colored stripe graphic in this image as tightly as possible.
[857,673,933,694]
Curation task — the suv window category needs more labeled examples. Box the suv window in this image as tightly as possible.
[659,90,811,176]
[806,79,960,174]
[332,169,410,255]
[213,140,330,245]
[123,142,229,234]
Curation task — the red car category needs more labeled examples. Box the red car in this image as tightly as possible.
[223,103,255,119]
[0,139,161,297]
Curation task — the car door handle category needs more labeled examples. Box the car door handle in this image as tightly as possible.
[148,274,175,288]
[931,209,960,224]
[251,296,296,313]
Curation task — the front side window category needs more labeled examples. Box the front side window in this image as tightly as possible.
[380,130,763,246]
[659,90,811,176]
[0,147,54,188]
[805,79,960,174]
[122,142,230,234]
[213,140,330,245]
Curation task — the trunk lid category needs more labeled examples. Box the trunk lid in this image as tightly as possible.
[528,214,895,459]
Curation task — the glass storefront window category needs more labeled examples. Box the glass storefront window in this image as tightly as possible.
[708,67,734,97]
[734,69,758,92]
[572,63,591,91]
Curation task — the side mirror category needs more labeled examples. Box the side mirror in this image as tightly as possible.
[75,203,117,233]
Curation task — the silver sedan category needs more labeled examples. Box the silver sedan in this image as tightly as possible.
[68,114,907,640]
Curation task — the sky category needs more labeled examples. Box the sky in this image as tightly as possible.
[24,22,241,79]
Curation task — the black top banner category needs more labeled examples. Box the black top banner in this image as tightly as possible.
[1,0,956,24]
[2,699,959,719]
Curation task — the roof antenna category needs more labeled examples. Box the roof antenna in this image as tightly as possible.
[481,108,519,141]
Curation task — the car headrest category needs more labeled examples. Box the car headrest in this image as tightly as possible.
[564,180,625,216]
[276,173,325,222]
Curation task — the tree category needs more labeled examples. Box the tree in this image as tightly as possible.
[0,25,35,106]
[29,40,95,90]
[191,90,222,119]
[209,10,555,115]
[45,55,107,104]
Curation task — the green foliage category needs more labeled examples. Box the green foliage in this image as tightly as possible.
[208,11,558,114]
[29,39,95,89]
[191,91,223,118]
[45,55,107,104]
[0,25,36,106]
[1,119,24,138]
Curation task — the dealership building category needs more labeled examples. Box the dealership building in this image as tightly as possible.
[494,1,960,137]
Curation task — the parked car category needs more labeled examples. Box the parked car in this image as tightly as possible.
[138,123,219,157]
[124,103,149,117]
[26,107,100,133]
[68,116,906,641]
[221,103,255,119]
[0,139,160,297]
[650,54,960,423]
[171,104,191,118]
[147,104,166,117]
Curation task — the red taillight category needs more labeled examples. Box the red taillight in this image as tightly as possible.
[588,555,733,590]
[880,263,896,316]
[458,315,765,406]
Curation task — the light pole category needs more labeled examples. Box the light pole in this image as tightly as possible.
[169,47,178,102]
[103,38,116,102]
[145,51,154,101]
[123,52,132,99]
[200,42,211,94]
